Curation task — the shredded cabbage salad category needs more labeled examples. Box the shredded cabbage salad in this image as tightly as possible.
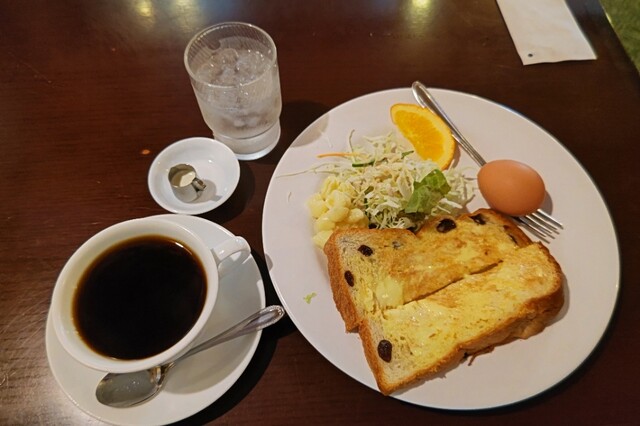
[311,131,473,230]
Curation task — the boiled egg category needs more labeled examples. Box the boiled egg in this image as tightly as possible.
[477,159,545,216]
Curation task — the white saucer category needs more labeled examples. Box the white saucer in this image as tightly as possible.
[148,137,240,215]
[46,215,265,425]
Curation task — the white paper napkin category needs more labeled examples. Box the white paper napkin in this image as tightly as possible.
[496,0,597,65]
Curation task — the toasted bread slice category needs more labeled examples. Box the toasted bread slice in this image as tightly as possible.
[324,209,531,331]
[358,242,564,395]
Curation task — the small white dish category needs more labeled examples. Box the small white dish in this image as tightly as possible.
[148,137,240,215]
[46,215,265,426]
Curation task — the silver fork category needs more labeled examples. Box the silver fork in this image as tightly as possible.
[411,81,563,240]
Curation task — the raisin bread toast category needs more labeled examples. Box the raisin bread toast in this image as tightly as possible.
[324,209,532,331]
[358,242,563,395]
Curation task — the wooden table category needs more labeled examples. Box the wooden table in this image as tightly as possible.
[1,1,639,424]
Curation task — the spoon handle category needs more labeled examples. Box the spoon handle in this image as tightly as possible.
[183,305,286,359]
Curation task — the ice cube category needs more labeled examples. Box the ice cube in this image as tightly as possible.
[235,50,267,83]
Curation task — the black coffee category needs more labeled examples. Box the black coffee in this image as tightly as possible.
[73,235,207,360]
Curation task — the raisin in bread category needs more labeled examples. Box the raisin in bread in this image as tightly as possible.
[357,242,563,395]
[324,209,531,331]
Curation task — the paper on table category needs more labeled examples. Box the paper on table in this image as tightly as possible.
[496,0,597,65]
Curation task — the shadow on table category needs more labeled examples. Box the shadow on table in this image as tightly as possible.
[200,99,330,226]
[171,250,296,425]
[254,100,331,165]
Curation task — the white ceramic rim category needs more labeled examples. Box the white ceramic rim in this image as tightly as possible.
[51,217,219,373]
[262,87,620,409]
[147,137,241,215]
[183,21,278,89]
[46,214,266,425]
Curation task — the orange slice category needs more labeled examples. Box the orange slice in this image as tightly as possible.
[390,103,456,169]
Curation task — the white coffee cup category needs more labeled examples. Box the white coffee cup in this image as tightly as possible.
[50,217,250,373]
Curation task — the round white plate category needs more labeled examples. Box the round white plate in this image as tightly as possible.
[46,215,265,425]
[148,137,240,215]
[262,88,620,409]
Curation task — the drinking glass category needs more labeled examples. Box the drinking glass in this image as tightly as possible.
[184,22,282,160]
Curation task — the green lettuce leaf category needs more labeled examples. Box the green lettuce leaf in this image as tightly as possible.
[405,169,451,214]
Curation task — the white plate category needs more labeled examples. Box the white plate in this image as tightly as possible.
[46,215,265,425]
[262,88,620,409]
[148,137,240,215]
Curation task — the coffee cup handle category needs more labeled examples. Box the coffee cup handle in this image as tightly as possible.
[210,236,251,278]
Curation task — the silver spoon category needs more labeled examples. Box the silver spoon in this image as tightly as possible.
[95,305,286,408]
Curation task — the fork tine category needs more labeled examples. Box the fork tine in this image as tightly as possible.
[514,217,552,242]
[518,216,555,238]
[533,209,563,229]
[526,212,560,234]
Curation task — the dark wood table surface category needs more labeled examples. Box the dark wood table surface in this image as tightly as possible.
[1,1,639,424]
